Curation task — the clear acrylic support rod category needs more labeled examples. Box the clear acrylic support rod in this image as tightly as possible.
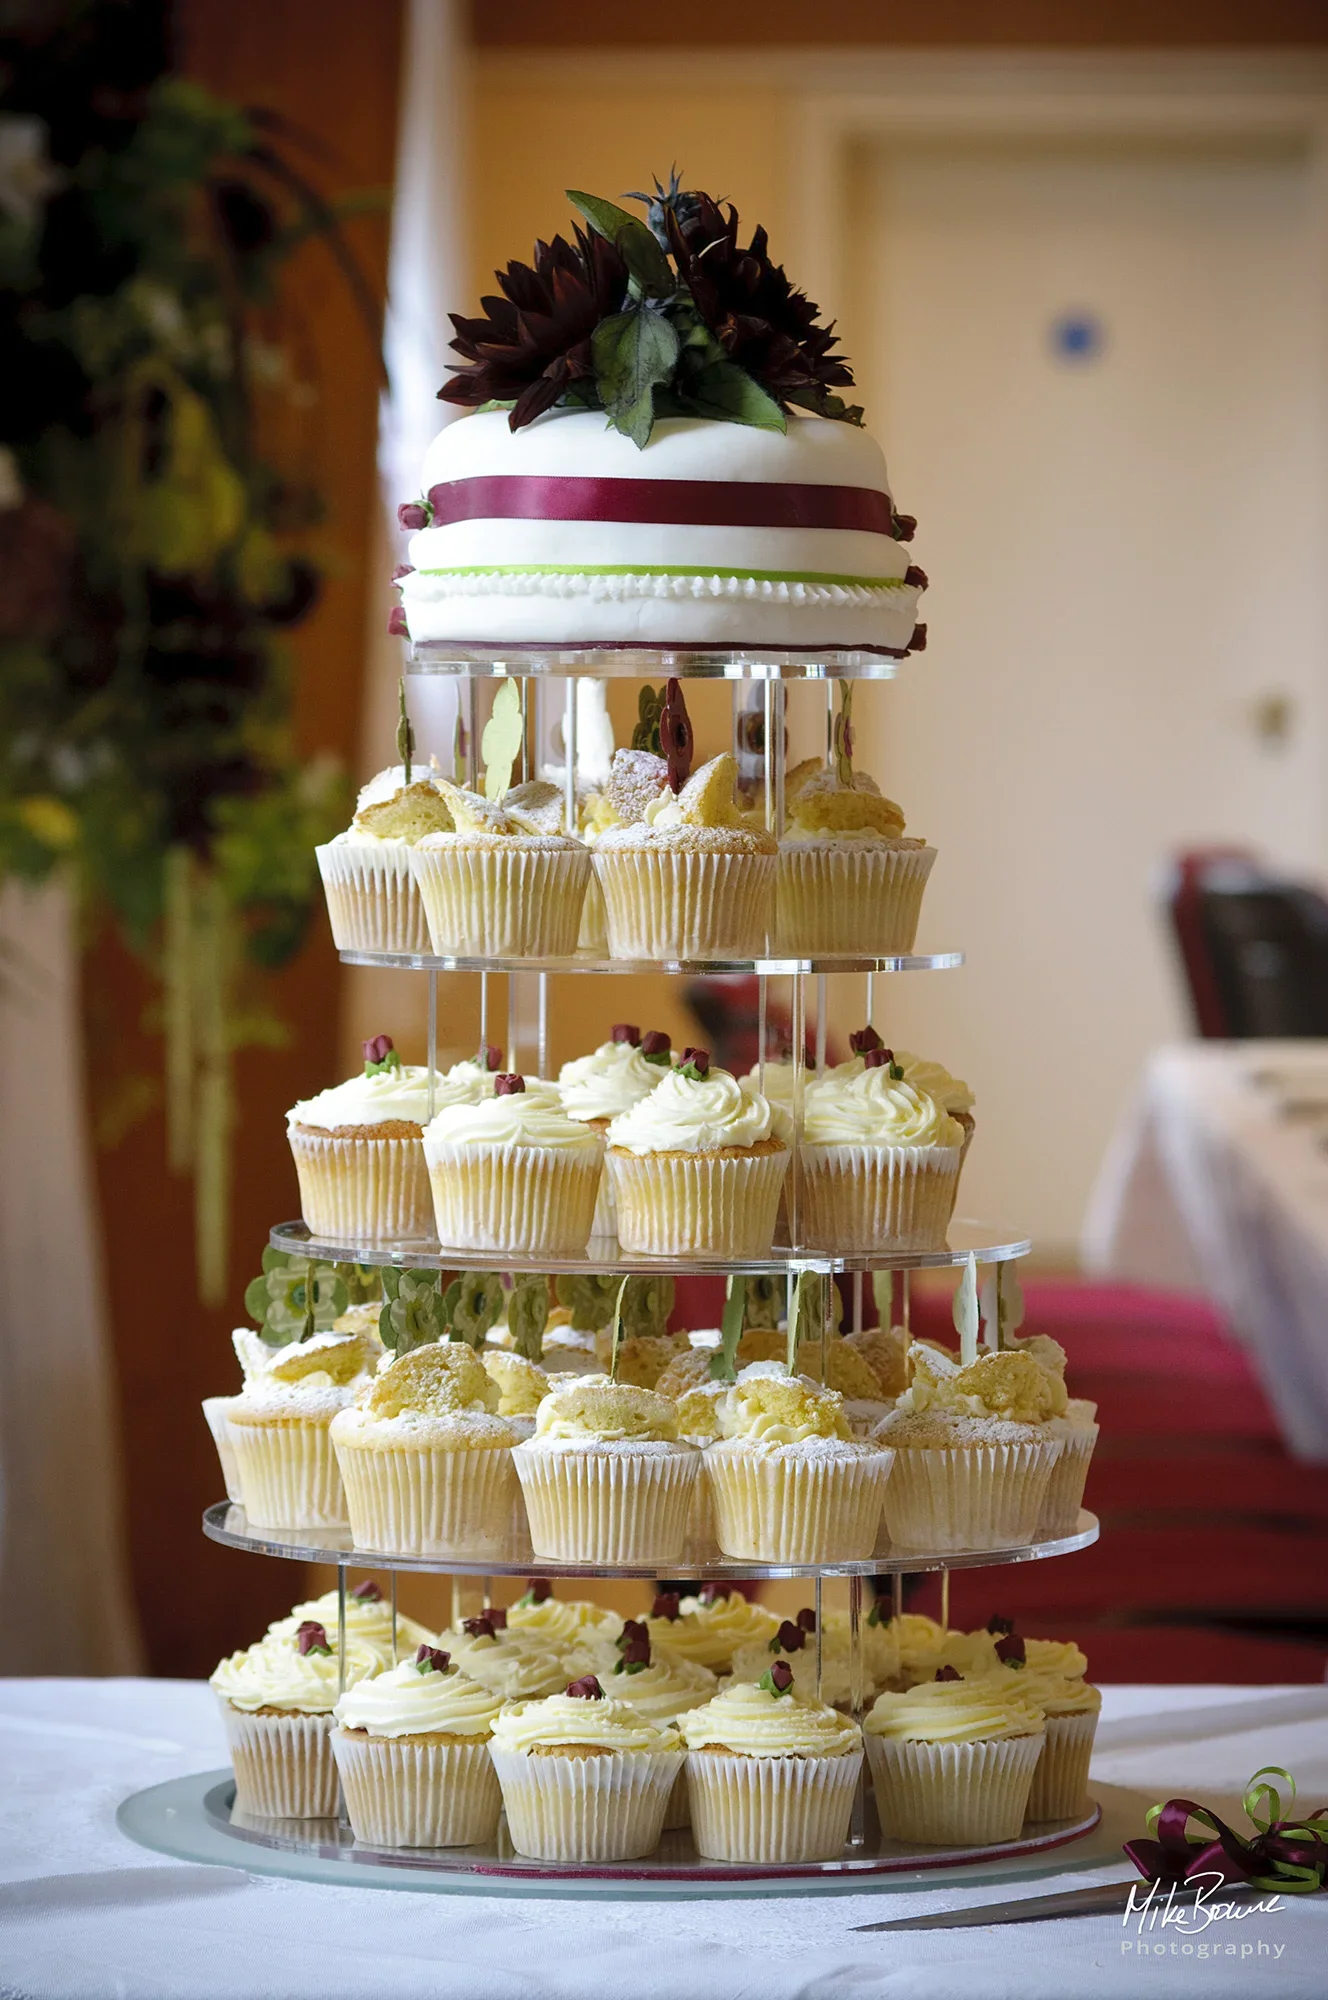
[814,1575,824,1698]
[390,1572,399,1666]
[426,971,437,1122]
[537,973,549,1080]
[563,679,577,837]
[789,972,805,1250]
[939,1568,951,1632]
[816,972,828,1075]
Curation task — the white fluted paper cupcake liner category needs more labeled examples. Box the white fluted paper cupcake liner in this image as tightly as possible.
[703,1443,894,1563]
[315,841,431,956]
[512,1443,699,1564]
[1027,1708,1099,1821]
[330,1729,501,1846]
[593,846,775,960]
[333,1436,519,1557]
[220,1701,337,1818]
[228,1416,347,1529]
[797,1143,962,1254]
[425,1139,603,1257]
[776,843,937,956]
[202,1396,243,1503]
[577,873,608,957]
[409,842,590,957]
[607,1145,788,1258]
[663,1765,691,1832]
[686,1749,862,1863]
[882,1439,1062,1553]
[1038,1426,1099,1537]
[866,1731,1042,1845]
[288,1127,434,1243]
[490,1746,685,1861]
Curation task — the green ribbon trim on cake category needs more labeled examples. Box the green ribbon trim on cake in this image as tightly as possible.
[413,563,911,591]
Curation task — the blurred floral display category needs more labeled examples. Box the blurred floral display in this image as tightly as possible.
[0,2,379,1296]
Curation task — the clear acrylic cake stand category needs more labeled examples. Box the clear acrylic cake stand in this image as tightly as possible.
[115,645,1107,1900]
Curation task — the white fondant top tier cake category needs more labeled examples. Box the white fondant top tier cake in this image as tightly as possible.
[398,408,924,652]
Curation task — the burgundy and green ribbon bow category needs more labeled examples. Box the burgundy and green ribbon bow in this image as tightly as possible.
[1123,1766,1328,1894]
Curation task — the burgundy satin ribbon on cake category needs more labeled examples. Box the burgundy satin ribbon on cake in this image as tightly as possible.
[424,475,901,536]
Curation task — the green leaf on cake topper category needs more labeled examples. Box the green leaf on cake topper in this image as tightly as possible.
[447,1271,504,1349]
[953,1253,980,1367]
[619,1274,675,1342]
[482,679,524,802]
[379,1268,445,1355]
[508,1274,550,1361]
[630,684,665,755]
[451,709,468,785]
[244,1248,348,1347]
[979,1263,1025,1352]
[555,1272,622,1332]
[710,1274,747,1382]
[396,677,414,787]
[833,683,855,787]
[742,1275,782,1330]
[592,306,681,449]
[670,357,784,433]
[608,1273,632,1383]
[567,190,676,300]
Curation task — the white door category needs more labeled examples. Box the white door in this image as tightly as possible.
[843,136,1326,1254]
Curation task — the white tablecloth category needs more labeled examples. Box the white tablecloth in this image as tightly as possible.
[1083,1041,1328,1461]
[1,1678,1325,1999]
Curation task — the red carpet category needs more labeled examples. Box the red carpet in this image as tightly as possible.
[672,1275,1328,1683]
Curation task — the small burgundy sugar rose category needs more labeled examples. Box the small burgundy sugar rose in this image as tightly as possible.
[772,1619,806,1655]
[697,1582,728,1607]
[494,1074,525,1096]
[486,1607,507,1629]
[414,1644,451,1675]
[680,1047,710,1078]
[618,1618,649,1651]
[651,1591,681,1621]
[611,1023,641,1045]
[986,1614,1016,1636]
[618,1634,651,1675]
[363,1034,394,1065]
[519,1577,552,1605]
[759,1660,795,1697]
[567,1675,604,1700]
[350,1581,383,1602]
[391,563,415,582]
[934,1665,962,1682]
[462,1616,497,1641]
[397,500,430,532]
[904,564,928,590]
[796,1607,817,1633]
[995,1633,1027,1668]
[849,1026,883,1055]
[640,1030,671,1065]
[296,1621,332,1657]
[483,1044,503,1070]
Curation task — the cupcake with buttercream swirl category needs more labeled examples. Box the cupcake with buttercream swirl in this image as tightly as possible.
[211,1621,380,1819]
[604,1051,789,1259]
[679,1671,863,1863]
[864,1669,1045,1845]
[488,1678,686,1862]
[423,1071,604,1258]
[799,1048,964,1254]
[331,1643,505,1847]
[559,1025,673,1235]
[285,1034,438,1243]
[512,1373,700,1565]
[267,1579,436,1664]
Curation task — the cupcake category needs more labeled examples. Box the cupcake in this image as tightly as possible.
[316,760,451,956]
[331,1642,504,1847]
[645,1584,779,1676]
[775,761,936,957]
[604,1052,789,1259]
[267,1579,437,1664]
[679,1670,863,1863]
[436,1615,571,1702]
[799,1051,964,1254]
[423,1073,603,1258]
[202,1396,243,1503]
[286,1035,436,1244]
[211,1620,380,1818]
[488,1677,685,1862]
[727,1610,858,1710]
[409,781,590,958]
[558,1024,672,1234]
[512,1375,700,1565]
[226,1324,374,1530]
[699,1365,894,1564]
[606,1621,717,1828]
[836,1027,976,1193]
[592,752,777,960]
[506,1577,624,1650]
[876,1347,1065,1553]
[866,1605,946,1689]
[1009,1335,1099,1536]
[330,1342,522,1557]
[481,1350,549,1436]
[735,1328,896,1438]
[864,1670,1045,1845]
[972,1626,1101,1822]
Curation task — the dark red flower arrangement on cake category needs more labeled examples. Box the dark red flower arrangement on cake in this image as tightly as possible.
[439,169,863,448]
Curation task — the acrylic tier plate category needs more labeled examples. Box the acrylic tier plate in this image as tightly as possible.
[118,1770,1106,1900]
[408,642,914,681]
[268,1217,1032,1279]
[202,1502,1098,1580]
[337,947,963,976]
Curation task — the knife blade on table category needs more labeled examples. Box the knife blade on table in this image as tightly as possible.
[851,1878,1274,1932]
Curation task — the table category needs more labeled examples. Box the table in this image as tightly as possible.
[1082,1041,1328,1462]
[1,1678,1325,1998]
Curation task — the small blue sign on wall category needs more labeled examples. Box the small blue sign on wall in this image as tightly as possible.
[1050,310,1106,363]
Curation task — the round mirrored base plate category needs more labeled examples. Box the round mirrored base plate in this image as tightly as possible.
[202,1502,1099,1580]
[118,1771,1102,1900]
[337,948,963,976]
[267,1216,1032,1277]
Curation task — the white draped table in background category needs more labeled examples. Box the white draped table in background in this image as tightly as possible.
[1083,1042,1328,1463]
[1,1678,1326,1999]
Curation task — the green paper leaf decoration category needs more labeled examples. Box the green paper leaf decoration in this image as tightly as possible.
[608,1274,631,1383]
[380,1269,444,1354]
[482,679,523,802]
[980,1265,1026,1351]
[244,1250,347,1346]
[953,1253,980,1367]
[630,684,665,755]
[742,1275,782,1330]
[451,709,468,785]
[567,189,675,299]
[448,1271,504,1349]
[676,358,786,432]
[833,683,854,787]
[555,1273,622,1332]
[334,1262,382,1306]
[508,1275,550,1361]
[592,307,681,448]
[396,678,414,786]
[710,1275,747,1381]
[619,1274,674,1341]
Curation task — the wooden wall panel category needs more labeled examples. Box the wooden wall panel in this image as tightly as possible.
[85,0,402,1675]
